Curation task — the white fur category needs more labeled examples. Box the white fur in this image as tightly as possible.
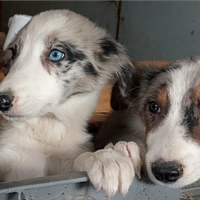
[146,61,200,187]
[105,141,142,178]
[96,58,200,189]
[0,9,134,197]
[74,143,135,198]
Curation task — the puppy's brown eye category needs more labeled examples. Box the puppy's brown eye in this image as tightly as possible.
[149,101,160,113]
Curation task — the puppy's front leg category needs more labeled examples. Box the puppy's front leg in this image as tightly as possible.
[73,148,135,198]
[105,141,142,179]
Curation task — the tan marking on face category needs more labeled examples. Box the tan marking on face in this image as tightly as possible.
[140,85,169,137]
[157,86,168,108]
[195,87,200,101]
[187,86,200,145]
[145,130,152,136]
[191,125,200,145]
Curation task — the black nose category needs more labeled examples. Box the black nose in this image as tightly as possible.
[0,94,14,112]
[152,159,183,183]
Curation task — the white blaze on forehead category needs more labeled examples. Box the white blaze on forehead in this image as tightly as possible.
[168,63,200,126]
[20,35,45,62]
[146,60,200,187]
[147,61,200,154]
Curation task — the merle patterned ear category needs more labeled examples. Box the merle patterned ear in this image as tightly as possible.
[111,64,172,111]
[111,83,130,111]
[117,63,134,98]
[97,36,134,96]
[97,36,135,109]
[111,64,147,111]
[111,63,135,111]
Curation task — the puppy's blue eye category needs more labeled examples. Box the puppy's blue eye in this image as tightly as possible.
[49,50,64,61]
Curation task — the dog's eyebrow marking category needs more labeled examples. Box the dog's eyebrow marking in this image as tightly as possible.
[157,85,168,107]
[99,37,118,56]
[58,42,86,64]
[84,62,99,77]
[195,87,200,100]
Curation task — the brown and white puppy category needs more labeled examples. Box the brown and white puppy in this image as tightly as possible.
[96,57,200,188]
[0,9,135,197]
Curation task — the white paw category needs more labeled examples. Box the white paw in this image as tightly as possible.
[73,148,134,198]
[105,141,142,179]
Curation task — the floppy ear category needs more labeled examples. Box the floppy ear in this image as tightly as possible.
[95,35,136,95]
[111,64,170,111]
[111,83,129,111]
[111,65,141,111]
[116,63,134,98]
